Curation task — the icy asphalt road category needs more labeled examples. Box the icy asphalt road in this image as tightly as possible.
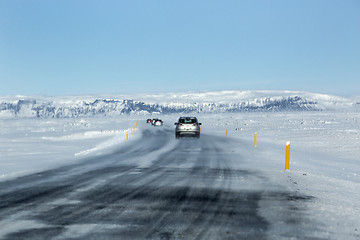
[0,127,320,240]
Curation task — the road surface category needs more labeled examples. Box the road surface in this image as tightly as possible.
[0,127,319,239]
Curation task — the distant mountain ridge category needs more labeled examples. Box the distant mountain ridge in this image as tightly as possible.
[0,91,358,118]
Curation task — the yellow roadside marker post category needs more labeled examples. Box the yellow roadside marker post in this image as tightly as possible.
[133,121,138,135]
[226,129,228,137]
[126,131,129,141]
[254,132,257,147]
[285,141,291,170]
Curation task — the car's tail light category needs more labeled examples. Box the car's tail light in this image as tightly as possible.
[193,123,198,126]
[178,123,182,126]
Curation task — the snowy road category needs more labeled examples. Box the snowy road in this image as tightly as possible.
[0,127,320,239]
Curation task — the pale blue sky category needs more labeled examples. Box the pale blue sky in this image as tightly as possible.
[1,0,359,96]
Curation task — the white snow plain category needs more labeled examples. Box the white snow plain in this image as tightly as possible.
[0,111,359,239]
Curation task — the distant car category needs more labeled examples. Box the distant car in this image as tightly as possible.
[151,118,158,125]
[174,117,201,138]
[153,119,163,126]
[146,119,152,124]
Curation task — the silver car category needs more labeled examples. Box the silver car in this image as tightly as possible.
[174,117,202,138]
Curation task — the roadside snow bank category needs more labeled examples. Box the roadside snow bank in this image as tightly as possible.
[43,130,126,141]
[0,117,141,181]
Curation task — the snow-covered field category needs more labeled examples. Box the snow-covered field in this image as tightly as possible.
[0,110,359,239]
[0,116,140,180]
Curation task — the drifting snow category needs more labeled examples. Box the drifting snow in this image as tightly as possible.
[0,92,359,238]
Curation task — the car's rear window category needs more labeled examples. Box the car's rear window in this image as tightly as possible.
[179,118,197,124]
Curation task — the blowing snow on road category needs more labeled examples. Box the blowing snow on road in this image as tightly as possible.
[0,112,359,239]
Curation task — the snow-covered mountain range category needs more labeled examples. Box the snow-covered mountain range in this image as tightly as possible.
[0,90,359,118]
